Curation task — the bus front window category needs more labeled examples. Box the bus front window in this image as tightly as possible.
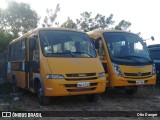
[39,30,96,58]
[103,32,152,65]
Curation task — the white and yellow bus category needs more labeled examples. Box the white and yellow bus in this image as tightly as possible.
[7,28,106,105]
[87,30,156,94]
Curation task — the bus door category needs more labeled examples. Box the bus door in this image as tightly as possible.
[28,35,39,89]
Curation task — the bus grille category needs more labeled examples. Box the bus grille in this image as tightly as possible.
[66,73,96,77]
[65,77,98,81]
[124,72,151,77]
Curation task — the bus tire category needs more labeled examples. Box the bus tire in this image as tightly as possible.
[86,94,99,102]
[12,76,18,93]
[125,86,138,95]
[37,83,50,105]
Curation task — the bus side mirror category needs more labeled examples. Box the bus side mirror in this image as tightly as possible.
[33,34,38,39]
[95,37,102,49]
[95,40,99,49]
[33,50,39,62]
[151,36,154,41]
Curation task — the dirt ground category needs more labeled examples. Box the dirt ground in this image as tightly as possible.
[1,83,160,120]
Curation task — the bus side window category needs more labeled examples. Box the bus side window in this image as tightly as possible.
[20,39,26,60]
[29,37,39,62]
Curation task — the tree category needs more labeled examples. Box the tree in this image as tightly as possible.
[62,11,131,32]
[76,12,115,32]
[93,14,115,29]
[42,4,60,27]
[76,12,92,32]
[61,17,77,29]
[0,29,12,52]
[0,1,39,38]
[115,20,131,30]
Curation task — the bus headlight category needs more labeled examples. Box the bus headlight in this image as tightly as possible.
[112,63,122,76]
[152,64,156,75]
[98,72,105,78]
[46,74,64,79]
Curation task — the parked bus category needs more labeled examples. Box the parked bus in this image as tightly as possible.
[148,44,160,84]
[7,28,106,105]
[87,30,156,94]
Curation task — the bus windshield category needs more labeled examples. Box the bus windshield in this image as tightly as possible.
[103,32,152,64]
[39,30,96,58]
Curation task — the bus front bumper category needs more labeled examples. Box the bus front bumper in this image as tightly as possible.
[43,78,106,96]
[109,74,156,87]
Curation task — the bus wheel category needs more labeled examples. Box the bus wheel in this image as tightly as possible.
[125,86,138,95]
[86,94,99,102]
[12,77,18,93]
[37,83,50,105]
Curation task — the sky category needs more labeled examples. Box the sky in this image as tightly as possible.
[0,0,160,45]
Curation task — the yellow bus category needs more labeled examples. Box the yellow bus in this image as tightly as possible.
[87,30,156,94]
[7,28,106,105]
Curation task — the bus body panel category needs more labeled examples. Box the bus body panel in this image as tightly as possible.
[40,57,106,96]
[45,58,104,74]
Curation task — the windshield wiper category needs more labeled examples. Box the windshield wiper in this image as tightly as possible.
[113,55,141,64]
[47,52,75,57]
[71,51,94,57]
[124,55,152,62]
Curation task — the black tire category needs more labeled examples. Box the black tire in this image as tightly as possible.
[86,94,99,102]
[37,83,50,105]
[125,87,138,95]
[12,77,18,93]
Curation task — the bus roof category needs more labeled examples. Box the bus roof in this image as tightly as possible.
[87,29,136,38]
[9,27,84,45]
[148,44,160,48]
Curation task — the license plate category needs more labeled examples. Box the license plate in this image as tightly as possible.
[136,80,144,85]
[77,82,90,87]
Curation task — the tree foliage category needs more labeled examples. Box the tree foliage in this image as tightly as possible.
[61,17,77,29]
[61,11,131,32]
[93,13,115,29]
[62,12,115,32]
[76,12,93,32]
[0,29,12,52]
[0,1,39,38]
[42,4,60,27]
[115,20,131,30]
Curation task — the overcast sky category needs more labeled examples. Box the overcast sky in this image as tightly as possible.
[1,0,160,45]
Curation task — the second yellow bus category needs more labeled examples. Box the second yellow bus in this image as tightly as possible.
[87,30,156,94]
